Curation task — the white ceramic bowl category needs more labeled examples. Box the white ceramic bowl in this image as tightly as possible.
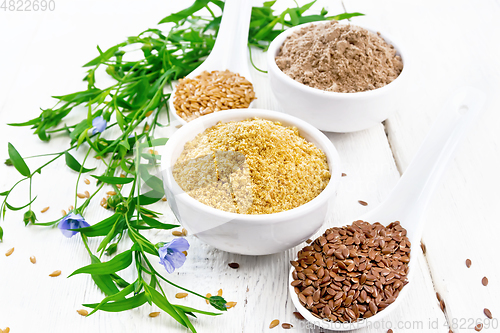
[160,109,341,255]
[267,21,409,133]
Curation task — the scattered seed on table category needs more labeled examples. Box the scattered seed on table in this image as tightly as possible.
[449,329,453,333]
[61,210,67,216]
[161,197,167,202]
[41,206,50,213]
[68,205,74,211]
[358,200,368,206]
[116,184,122,189]
[440,299,446,312]
[145,110,154,117]
[172,230,183,236]
[30,256,36,264]
[77,193,86,199]
[144,214,154,218]
[149,312,160,317]
[217,289,223,296]
[95,156,101,160]
[2,328,10,333]
[100,198,108,208]
[182,251,188,256]
[341,173,347,177]
[49,270,61,277]
[206,293,211,304]
[84,178,90,185]
[282,323,293,329]
[388,329,394,333]
[225,302,237,309]
[175,293,188,299]
[293,312,305,320]
[269,319,280,328]
[182,228,188,236]
[175,124,183,129]
[228,263,240,269]
[436,292,441,302]
[475,323,483,331]
[144,124,150,131]
[420,241,426,254]
[482,277,488,286]
[305,239,312,244]
[484,308,492,319]
[107,191,117,196]
[77,309,88,316]
[84,191,90,198]
[466,259,472,268]
[5,247,14,257]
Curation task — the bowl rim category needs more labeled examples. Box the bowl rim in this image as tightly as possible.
[266,20,409,99]
[160,108,341,223]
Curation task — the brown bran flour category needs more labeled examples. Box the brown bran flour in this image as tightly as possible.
[173,118,331,214]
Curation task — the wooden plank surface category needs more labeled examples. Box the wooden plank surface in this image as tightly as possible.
[1,0,498,332]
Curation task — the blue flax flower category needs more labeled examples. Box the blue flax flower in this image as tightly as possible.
[58,212,90,238]
[158,238,189,273]
[91,116,107,135]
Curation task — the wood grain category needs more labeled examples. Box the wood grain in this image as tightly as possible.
[1,0,498,332]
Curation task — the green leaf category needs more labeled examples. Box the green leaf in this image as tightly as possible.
[0,226,3,242]
[174,305,222,316]
[78,213,122,237]
[329,12,365,21]
[5,196,37,211]
[52,88,102,103]
[69,250,133,277]
[209,296,228,311]
[83,43,127,67]
[84,292,148,312]
[135,190,163,206]
[139,138,168,148]
[0,190,10,196]
[115,110,126,131]
[158,0,210,24]
[7,143,31,177]
[141,214,177,230]
[64,152,96,173]
[288,8,300,26]
[89,254,121,296]
[8,117,40,127]
[92,175,134,185]
[144,285,188,328]
[84,282,135,315]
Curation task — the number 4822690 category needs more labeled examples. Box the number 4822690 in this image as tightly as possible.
[1,0,55,11]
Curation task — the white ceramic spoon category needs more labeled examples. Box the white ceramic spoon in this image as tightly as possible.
[289,87,487,331]
[168,0,254,125]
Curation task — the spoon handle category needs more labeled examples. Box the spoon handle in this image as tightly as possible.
[208,0,253,72]
[362,87,486,243]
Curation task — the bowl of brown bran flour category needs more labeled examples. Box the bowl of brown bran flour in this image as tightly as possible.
[267,20,409,133]
[161,109,342,255]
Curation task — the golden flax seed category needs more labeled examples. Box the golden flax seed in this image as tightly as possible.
[77,309,88,316]
[84,178,91,185]
[173,70,256,122]
[225,301,237,309]
[49,270,62,277]
[206,293,212,304]
[41,206,50,213]
[172,231,183,237]
[5,248,14,257]
[269,319,280,328]
[30,256,36,264]
[175,293,188,299]
[149,312,160,317]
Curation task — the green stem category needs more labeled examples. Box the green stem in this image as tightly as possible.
[248,45,267,74]
[75,148,92,209]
